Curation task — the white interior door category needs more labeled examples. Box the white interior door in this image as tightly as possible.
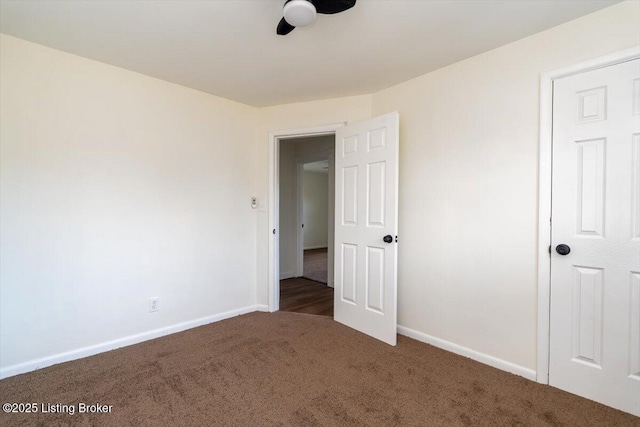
[550,58,640,415]
[334,112,399,345]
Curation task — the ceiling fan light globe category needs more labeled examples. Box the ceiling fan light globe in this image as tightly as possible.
[283,0,317,27]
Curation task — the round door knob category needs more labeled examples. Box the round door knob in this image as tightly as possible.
[383,235,393,243]
[555,244,571,255]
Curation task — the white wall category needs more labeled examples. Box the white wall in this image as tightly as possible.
[371,1,640,371]
[0,35,259,375]
[303,170,329,250]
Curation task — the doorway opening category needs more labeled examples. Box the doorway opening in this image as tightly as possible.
[268,124,343,315]
[269,112,400,345]
[278,136,335,316]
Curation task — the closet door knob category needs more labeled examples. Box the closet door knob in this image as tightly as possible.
[555,244,571,255]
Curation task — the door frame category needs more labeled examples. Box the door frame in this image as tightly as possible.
[536,46,640,384]
[268,123,344,312]
[295,150,335,286]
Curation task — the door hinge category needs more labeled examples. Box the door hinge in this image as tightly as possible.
[272,229,276,234]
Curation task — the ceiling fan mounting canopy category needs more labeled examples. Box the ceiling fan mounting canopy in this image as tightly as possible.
[277,0,357,36]
[283,0,317,27]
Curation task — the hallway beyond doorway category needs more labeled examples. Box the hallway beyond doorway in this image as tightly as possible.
[303,248,327,284]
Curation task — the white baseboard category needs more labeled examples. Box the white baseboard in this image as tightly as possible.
[1,312,536,382]
[303,245,328,251]
[280,271,294,280]
[0,305,260,380]
[397,325,536,381]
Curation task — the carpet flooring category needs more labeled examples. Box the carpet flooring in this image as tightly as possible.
[0,312,637,426]
[303,248,328,284]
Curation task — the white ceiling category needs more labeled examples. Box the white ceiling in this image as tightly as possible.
[0,0,621,107]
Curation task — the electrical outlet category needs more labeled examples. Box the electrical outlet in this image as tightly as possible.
[149,297,159,313]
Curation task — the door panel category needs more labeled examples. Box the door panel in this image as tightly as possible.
[341,243,357,304]
[630,272,640,379]
[367,162,386,227]
[633,134,640,239]
[334,112,399,345]
[575,139,605,236]
[342,166,358,225]
[571,266,604,367]
[550,58,640,416]
[366,246,385,313]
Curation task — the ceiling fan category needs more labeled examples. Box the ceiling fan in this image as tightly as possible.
[277,0,357,35]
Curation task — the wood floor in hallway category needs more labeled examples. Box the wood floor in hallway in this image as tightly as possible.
[280,247,332,317]
[280,277,333,317]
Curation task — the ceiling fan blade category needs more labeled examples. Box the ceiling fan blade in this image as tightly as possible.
[277,17,296,35]
[313,0,356,14]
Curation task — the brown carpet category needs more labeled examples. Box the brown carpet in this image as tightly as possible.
[303,248,328,284]
[0,312,636,426]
